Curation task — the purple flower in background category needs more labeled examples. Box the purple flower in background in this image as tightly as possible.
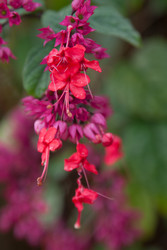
[93,172,141,250]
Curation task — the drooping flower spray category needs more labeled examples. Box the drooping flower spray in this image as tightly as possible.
[23,0,123,228]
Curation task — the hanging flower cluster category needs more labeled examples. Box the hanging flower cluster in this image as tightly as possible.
[23,0,123,228]
[0,0,41,62]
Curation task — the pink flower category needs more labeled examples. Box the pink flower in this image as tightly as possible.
[71,0,84,11]
[0,3,10,19]
[0,46,16,63]
[37,26,57,46]
[23,0,41,12]
[9,0,22,9]
[9,11,21,27]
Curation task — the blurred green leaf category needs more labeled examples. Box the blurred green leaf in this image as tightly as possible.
[47,149,74,181]
[40,183,63,226]
[89,6,141,47]
[104,39,167,120]
[23,41,54,97]
[127,180,157,237]
[150,0,167,15]
[42,6,71,32]
[124,121,167,213]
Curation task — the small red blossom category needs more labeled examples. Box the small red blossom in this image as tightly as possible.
[47,44,101,100]
[72,183,98,229]
[64,143,98,174]
[37,127,62,186]
[104,135,123,166]
[102,132,113,147]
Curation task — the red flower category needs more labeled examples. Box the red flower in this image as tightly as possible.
[47,44,101,100]
[104,135,123,166]
[49,70,90,100]
[72,184,98,229]
[37,127,62,185]
[64,143,98,174]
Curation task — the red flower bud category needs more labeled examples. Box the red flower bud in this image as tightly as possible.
[102,133,113,147]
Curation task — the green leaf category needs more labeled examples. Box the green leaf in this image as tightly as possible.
[123,121,167,214]
[104,39,167,120]
[42,6,71,33]
[127,181,156,237]
[89,6,141,47]
[23,42,54,98]
[40,183,63,226]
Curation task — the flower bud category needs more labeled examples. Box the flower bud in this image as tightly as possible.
[69,124,83,143]
[53,121,67,136]
[72,0,84,10]
[34,120,45,134]
[76,107,90,122]
[91,113,106,128]
[84,123,101,143]
[102,133,113,147]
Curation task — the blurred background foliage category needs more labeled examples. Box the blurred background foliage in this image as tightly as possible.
[0,0,167,249]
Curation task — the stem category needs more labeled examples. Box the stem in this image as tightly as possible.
[66,25,73,48]
[37,147,50,186]
[81,164,90,189]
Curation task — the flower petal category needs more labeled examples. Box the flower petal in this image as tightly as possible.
[83,160,98,174]
[83,58,102,72]
[37,142,46,153]
[48,79,66,91]
[44,127,57,144]
[70,85,86,99]
[38,128,47,143]
[49,139,62,151]
[76,143,88,158]
[65,44,86,63]
[70,73,90,87]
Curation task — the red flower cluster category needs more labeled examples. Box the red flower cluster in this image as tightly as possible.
[47,43,101,107]
[23,0,124,229]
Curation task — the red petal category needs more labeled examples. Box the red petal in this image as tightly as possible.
[49,139,62,151]
[48,80,66,91]
[72,197,83,212]
[41,151,46,165]
[70,73,90,87]
[69,63,80,76]
[64,152,81,171]
[76,143,88,158]
[37,141,46,153]
[38,128,47,143]
[83,160,98,175]
[65,44,85,63]
[83,58,102,72]
[81,188,98,204]
[64,159,78,171]
[44,127,57,144]
[70,85,86,99]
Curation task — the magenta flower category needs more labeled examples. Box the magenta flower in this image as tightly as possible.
[37,26,57,46]
[9,11,21,27]
[0,46,16,63]
[0,3,10,19]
